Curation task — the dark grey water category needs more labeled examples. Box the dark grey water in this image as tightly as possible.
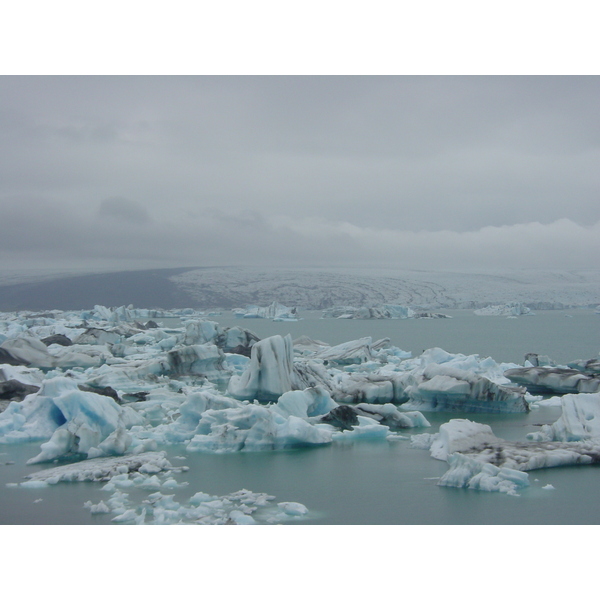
[1,309,599,524]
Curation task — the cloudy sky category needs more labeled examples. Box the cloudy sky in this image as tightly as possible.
[1,75,599,272]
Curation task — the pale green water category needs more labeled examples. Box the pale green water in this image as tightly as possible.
[208,309,600,366]
[1,309,599,525]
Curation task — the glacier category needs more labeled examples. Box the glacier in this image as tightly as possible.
[474,302,531,317]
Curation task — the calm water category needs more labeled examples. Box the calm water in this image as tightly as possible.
[1,309,599,525]
[208,308,600,366]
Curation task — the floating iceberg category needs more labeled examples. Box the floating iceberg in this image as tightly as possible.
[228,334,295,401]
[0,376,146,463]
[315,337,377,366]
[413,414,600,495]
[438,452,530,496]
[504,366,600,395]
[527,393,600,442]
[403,363,529,413]
[167,344,229,383]
[21,451,180,484]
[0,335,56,368]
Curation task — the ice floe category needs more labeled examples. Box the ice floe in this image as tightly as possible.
[505,366,600,395]
[412,405,600,495]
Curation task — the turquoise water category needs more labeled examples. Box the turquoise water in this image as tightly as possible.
[1,309,599,525]
[210,309,600,366]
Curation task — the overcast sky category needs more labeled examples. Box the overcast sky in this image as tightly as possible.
[1,75,599,272]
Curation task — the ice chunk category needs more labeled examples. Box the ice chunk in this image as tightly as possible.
[185,404,333,453]
[218,326,259,355]
[421,418,600,473]
[277,501,308,516]
[527,393,600,442]
[353,403,431,428]
[22,451,179,484]
[428,419,500,461]
[438,452,530,495]
[83,500,111,514]
[167,344,229,383]
[331,416,391,442]
[72,328,122,346]
[0,377,145,462]
[183,320,219,345]
[504,366,600,395]
[404,364,529,413]
[293,336,330,356]
[0,335,56,368]
[273,387,337,419]
[316,337,374,366]
[228,335,294,401]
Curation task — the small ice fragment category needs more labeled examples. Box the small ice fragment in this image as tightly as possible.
[228,510,257,525]
[84,500,111,514]
[112,509,139,523]
[277,501,308,516]
[162,478,182,489]
[20,480,49,489]
[542,484,555,490]
[33,498,43,503]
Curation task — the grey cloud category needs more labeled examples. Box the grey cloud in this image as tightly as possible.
[97,197,152,224]
[0,76,599,272]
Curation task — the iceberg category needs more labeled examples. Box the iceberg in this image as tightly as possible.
[167,344,229,383]
[403,363,529,413]
[504,366,600,395]
[272,387,337,419]
[567,358,600,375]
[186,405,334,453]
[22,451,179,484]
[316,337,376,366]
[228,334,295,401]
[438,452,530,496]
[415,416,600,476]
[0,335,56,368]
[526,393,600,442]
[331,416,391,442]
[0,377,145,463]
[319,402,429,430]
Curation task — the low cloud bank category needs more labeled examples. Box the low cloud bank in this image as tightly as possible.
[1,197,598,272]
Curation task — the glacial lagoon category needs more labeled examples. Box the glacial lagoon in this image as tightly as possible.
[1,308,599,525]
